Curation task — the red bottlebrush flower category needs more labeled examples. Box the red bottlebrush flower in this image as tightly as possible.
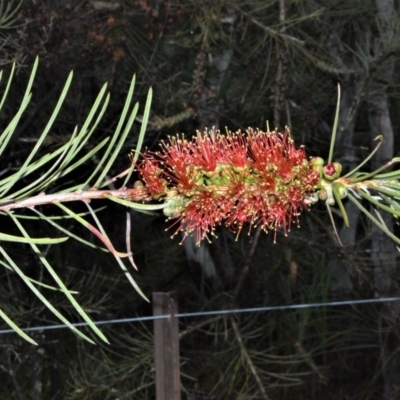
[173,189,234,241]
[135,156,166,197]
[135,127,319,244]
[187,130,223,173]
[159,138,193,185]
[220,130,248,169]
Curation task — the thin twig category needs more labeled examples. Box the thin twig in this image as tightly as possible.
[0,188,162,211]
[231,317,271,400]
[234,6,305,46]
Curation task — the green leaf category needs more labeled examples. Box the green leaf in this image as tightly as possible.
[349,158,400,183]
[344,136,383,178]
[0,231,68,244]
[104,194,166,211]
[0,307,37,345]
[0,258,79,292]
[60,84,110,166]
[9,213,109,344]
[30,209,109,253]
[356,188,400,218]
[0,61,15,115]
[0,94,32,176]
[348,193,400,246]
[56,137,110,190]
[327,83,340,164]
[123,87,153,187]
[325,203,343,246]
[54,202,129,258]
[84,202,149,302]
[6,128,81,199]
[0,60,154,343]
[93,75,138,188]
[0,245,96,344]
[332,185,349,227]
[0,0,23,29]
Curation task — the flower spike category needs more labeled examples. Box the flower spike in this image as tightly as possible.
[135,127,319,244]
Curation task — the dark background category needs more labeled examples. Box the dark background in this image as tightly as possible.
[1,1,400,399]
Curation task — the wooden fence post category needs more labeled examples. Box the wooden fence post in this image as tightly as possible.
[153,291,181,400]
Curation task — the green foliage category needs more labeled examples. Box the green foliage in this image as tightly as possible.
[0,58,154,343]
[0,0,25,66]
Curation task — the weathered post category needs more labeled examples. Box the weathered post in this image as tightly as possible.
[153,291,181,400]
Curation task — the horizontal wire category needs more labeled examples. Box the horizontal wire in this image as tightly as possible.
[0,296,399,335]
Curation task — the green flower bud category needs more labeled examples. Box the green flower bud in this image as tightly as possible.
[311,157,324,167]
[318,189,328,201]
[133,180,144,189]
[195,176,204,186]
[310,157,324,178]
[163,196,187,218]
[334,182,348,199]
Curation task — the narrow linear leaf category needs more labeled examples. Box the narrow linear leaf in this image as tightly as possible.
[0,66,73,196]
[371,185,400,199]
[8,206,108,220]
[382,183,400,191]
[344,136,383,178]
[84,202,149,301]
[93,74,137,187]
[0,232,68,244]
[54,202,129,258]
[9,213,109,344]
[348,192,400,246]
[0,0,23,28]
[0,137,77,195]
[0,62,15,114]
[333,186,349,227]
[31,208,109,253]
[350,158,400,183]
[94,101,139,187]
[104,194,166,211]
[328,83,340,164]
[326,203,343,246]
[378,193,400,212]
[356,188,400,218]
[0,93,32,179]
[0,246,96,344]
[123,87,153,187]
[56,137,110,192]
[10,127,80,199]
[0,307,37,345]
[0,259,78,293]
[60,85,109,164]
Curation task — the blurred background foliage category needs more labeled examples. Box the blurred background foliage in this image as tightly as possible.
[1,0,400,399]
